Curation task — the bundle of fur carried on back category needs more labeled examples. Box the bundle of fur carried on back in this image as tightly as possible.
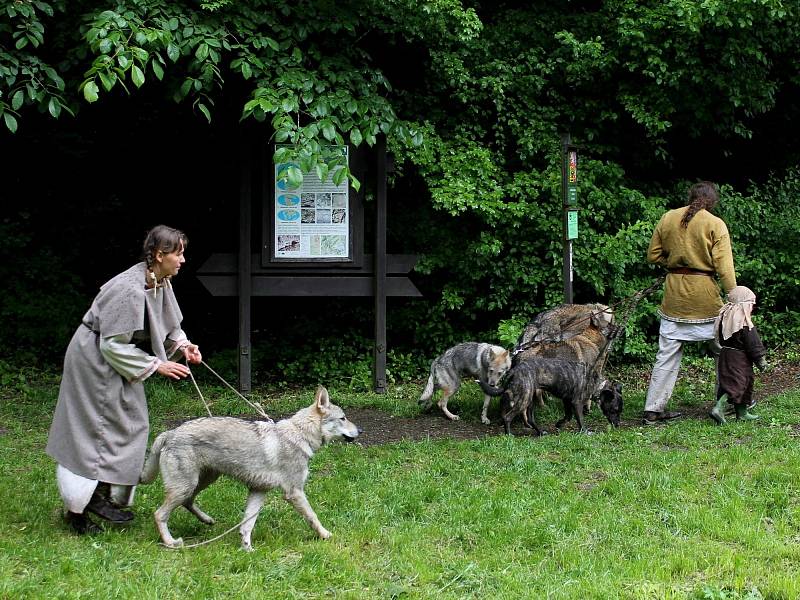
[517,303,614,348]
[513,303,617,409]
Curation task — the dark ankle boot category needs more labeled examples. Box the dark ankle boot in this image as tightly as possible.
[85,493,134,523]
[65,511,102,535]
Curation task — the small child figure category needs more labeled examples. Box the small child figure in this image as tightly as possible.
[709,286,767,424]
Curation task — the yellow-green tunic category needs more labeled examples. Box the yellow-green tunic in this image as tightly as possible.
[647,207,736,322]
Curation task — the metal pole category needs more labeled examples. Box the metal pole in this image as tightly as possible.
[561,133,573,304]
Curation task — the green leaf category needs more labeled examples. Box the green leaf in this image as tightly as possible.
[315,162,329,183]
[167,43,180,62]
[48,97,61,119]
[15,37,28,50]
[11,90,24,111]
[349,128,363,146]
[4,112,18,133]
[151,59,164,80]
[332,167,346,187]
[198,102,211,123]
[168,17,179,31]
[241,61,252,80]
[83,80,100,103]
[287,166,304,188]
[131,65,145,88]
[322,122,336,141]
[196,43,209,61]
[98,70,117,91]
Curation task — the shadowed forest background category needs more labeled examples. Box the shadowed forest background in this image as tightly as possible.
[2,0,800,387]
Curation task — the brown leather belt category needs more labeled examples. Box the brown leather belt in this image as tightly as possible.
[668,267,714,277]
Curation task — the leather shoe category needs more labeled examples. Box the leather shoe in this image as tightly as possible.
[85,494,134,523]
[642,410,682,425]
[66,511,102,535]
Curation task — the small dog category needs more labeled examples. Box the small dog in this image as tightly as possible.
[498,356,621,435]
[419,342,511,424]
[139,386,361,551]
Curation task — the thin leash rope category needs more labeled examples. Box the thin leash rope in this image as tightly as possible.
[584,276,665,399]
[162,509,262,550]
[198,360,272,420]
[187,369,213,417]
[182,358,272,421]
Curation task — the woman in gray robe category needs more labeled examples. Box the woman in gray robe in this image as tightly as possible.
[46,225,201,534]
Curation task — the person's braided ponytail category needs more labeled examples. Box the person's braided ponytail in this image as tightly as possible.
[680,181,719,228]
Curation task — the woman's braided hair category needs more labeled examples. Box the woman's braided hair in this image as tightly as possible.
[142,225,188,269]
[680,181,719,228]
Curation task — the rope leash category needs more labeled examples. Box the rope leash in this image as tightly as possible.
[161,509,262,550]
[184,360,273,421]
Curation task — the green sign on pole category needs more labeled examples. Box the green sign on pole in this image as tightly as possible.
[567,209,578,240]
[567,184,578,206]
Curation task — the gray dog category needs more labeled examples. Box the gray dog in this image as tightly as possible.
[419,342,511,424]
[498,356,622,435]
[139,386,361,551]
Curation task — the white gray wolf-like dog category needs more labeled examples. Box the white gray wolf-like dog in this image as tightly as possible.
[419,342,511,424]
[139,386,361,551]
[498,356,622,435]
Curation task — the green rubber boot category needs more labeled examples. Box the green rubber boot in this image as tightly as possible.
[709,394,728,425]
[735,403,759,421]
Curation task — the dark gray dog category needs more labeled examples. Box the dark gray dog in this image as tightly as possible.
[498,357,622,435]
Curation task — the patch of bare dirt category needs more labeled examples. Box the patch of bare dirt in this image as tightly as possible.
[344,408,501,447]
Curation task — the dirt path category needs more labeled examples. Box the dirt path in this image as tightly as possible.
[348,361,800,446]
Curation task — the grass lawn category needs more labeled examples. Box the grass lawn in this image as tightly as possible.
[1,362,799,599]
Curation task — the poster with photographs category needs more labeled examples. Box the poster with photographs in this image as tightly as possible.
[274,146,349,259]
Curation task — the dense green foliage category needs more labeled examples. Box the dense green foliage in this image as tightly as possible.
[2,0,800,381]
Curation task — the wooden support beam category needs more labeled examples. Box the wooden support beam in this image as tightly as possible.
[374,136,387,393]
[237,142,252,392]
[197,275,421,297]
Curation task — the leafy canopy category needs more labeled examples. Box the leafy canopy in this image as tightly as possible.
[0,0,481,186]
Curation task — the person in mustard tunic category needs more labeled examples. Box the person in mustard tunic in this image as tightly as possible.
[643,181,737,425]
[46,225,202,534]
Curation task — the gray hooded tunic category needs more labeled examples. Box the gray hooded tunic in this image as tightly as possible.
[46,262,187,486]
